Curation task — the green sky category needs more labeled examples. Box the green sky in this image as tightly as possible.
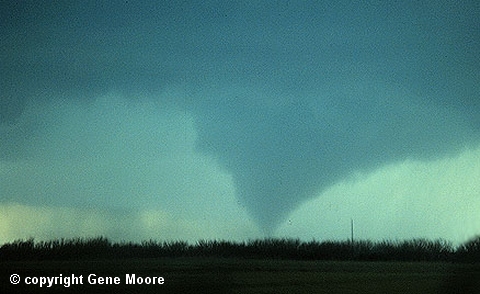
[1,1,479,245]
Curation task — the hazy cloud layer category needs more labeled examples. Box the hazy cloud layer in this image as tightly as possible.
[1,1,479,239]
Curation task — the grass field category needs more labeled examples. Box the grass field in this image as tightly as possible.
[2,258,479,294]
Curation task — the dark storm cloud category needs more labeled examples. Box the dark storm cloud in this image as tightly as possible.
[1,1,479,234]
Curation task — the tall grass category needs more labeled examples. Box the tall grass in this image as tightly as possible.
[1,236,479,262]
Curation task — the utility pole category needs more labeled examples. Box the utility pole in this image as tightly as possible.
[350,218,354,244]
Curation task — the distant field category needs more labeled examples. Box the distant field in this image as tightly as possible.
[2,258,479,294]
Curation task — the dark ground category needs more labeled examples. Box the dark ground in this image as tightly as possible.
[1,258,479,294]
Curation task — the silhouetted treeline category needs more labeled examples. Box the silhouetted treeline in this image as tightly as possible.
[1,236,479,262]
